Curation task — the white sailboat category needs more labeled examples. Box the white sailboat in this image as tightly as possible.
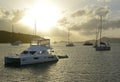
[95,16,111,51]
[66,29,74,47]
[11,24,22,46]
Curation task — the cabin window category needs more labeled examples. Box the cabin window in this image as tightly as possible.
[22,51,28,54]
[48,56,54,58]
[34,57,39,60]
[40,50,46,54]
[30,51,36,55]
[40,51,42,54]
[22,58,26,61]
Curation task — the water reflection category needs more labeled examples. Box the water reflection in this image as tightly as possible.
[1,43,120,82]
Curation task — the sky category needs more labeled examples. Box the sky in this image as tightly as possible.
[0,0,120,41]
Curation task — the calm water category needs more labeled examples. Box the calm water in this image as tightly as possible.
[0,43,120,82]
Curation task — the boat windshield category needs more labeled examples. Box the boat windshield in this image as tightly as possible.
[29,51,36,54]
[21,51,29,54]
[39,49,53,55]
[31,38,50,47]
[21,51,36,55]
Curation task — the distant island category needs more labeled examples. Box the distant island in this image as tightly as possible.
[0,30,43,43]
[1,30,120,43]
[85,37,120,43]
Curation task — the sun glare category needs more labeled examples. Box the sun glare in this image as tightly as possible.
[20,0,62,32]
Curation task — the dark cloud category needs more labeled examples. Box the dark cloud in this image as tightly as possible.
[71,10,86,17]
[94,6,110,17]
[104,20,120,29]
[12,9,25,23]
[71,6,110,18]
[58,17,69,26]
[70,18,99,35]
[58,6,118,36]
[0,7,25,32]
[0,8,25,23]
[50,27,67,38]
[0,8,11,20]
[0,19,11,31]
[49,27,75,41]
[70,18,120,35]
[97,0,111,2]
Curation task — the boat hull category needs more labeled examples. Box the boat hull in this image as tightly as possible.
[66,43,74,47]
[57,55,68,59]
[83,42,93,46]
[5,57,21,67]
[5,56,58,67]
[21,56,58,65]
[96,46,111,51]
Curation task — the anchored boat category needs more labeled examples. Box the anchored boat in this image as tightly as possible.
[66,29,74,47]
[94,16,111,51]
[5,38,59,66]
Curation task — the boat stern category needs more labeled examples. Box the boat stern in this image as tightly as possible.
[4,56,21,67]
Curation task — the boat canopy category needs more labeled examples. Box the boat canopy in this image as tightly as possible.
[30,38,50,46]
[28,45,51,51]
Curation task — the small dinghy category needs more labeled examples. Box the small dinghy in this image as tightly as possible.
[57,55,68,59]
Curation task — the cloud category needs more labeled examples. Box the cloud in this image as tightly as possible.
[12,9,25,23]
[94,6,110,17]
[58,5,120,37]
[70,18,99,35]
[0,19,10,31]
[50,27,67,37]
[71,16,120,35]
[0,8,11,20]
[0,7,28,33]
[105,20,120,29]
[97,0,112,2]
[0,3,119,41]
[58,17,68,26]
[49,27,68,41]
[0,7,25,23]
[71,10,86,17]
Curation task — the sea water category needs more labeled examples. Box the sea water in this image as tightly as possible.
[0,43,120,82]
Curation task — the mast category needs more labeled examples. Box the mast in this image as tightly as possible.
[11,24,14,42]
[34,20,37,38]
[99,15,102,46]
[12,24,14,33]
[31,20,37,45]
[67,28,70,43]
[95,24,99,47]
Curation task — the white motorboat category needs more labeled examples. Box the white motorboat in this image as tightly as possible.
[5,38,59,66]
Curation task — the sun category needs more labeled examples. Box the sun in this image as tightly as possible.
[20,0,62,32]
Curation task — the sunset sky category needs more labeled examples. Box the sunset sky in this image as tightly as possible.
[0,0,120,41]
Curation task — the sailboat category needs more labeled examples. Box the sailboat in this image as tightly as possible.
[66,29,74,47]
[11,24,22,46]
[95,16,111,51]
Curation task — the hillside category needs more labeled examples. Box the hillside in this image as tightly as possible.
[86,37,120,43]
[0,30,43,43]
